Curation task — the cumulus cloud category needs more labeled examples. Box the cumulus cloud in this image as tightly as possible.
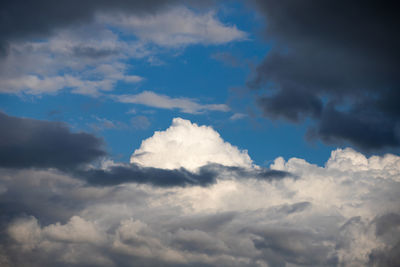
[130,118,253,171]
[115,91,230,114]
[1,145,399,266]
[0,115,399,266]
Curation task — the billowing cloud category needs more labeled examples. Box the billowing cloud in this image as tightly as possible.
[0,116,399,266]
[0,113,282,187]
[248,0,400,151]
[130,118,253,171]
[1,146,399,266]
[115,91,230,114]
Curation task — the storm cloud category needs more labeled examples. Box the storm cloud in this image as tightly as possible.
[249,0,400,151]
[0,112,106,170]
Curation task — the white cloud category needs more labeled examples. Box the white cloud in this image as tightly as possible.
[101,7,247,47]
[130,118,253,171]
[115,91,230,114]
[229,113,247,120]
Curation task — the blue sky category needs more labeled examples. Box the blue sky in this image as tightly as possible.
[0,1,337,166]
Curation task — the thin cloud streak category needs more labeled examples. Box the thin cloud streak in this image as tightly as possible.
[114,91,230,114]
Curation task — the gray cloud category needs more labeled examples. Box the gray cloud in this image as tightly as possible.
[78,164,218,187]
[76,163,290,187]
[249,0,400,152]
[0,0,179,53]
[0,112,106,170]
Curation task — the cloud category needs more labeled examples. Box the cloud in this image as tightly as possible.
[0,25,146,95]
[0,113,283,188]
[76,162,288,187]
[131,115,151,130]
[229,113,247,121]
[0,3,244,96]
[102,6,247,47]
[0,0,180,51]
[130,118,253,171]
[0,112,105,170]
[1,146,399,266]
[115,91,230,114]
[248,0,400,151]
[77,164,219,187]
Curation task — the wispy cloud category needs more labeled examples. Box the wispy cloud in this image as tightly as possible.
[114,91,230,114]
[230,113,247,120]
[101,6,247,47]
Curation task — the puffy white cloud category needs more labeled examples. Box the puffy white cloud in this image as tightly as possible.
[130,118,253,171]
[115,91,230,114]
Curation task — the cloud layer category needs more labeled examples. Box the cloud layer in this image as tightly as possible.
[0,116,399,266]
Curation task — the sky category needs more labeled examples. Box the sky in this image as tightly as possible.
[0,1,399,266]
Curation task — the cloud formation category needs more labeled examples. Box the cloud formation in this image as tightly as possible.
[0,112,105,170]
[1,146,399,266]
[115,91,230,114]
[0,2,245,96]
[131,118,252,171]
[249,0,400,151]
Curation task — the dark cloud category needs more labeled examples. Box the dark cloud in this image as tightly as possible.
[78,164,218,187]
[221,165,290,180]
[77,163,290,187]
[0,112,106,170]
[374,213,400,236]
[0,0,179,52]
[249,0,400,151]
[369,243,400,267]
[368,213,400,267]
[308,105,400,150]
[0,0,218,53]
[252,228,338,266]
